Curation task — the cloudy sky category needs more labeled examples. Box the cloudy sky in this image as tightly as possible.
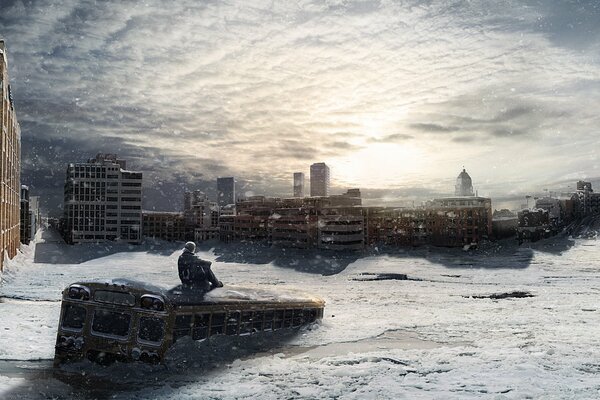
[1,0,599,213]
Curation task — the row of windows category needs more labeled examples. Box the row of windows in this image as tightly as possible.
[173,308,318,342]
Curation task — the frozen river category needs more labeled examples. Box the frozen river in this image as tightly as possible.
[1,228,599,399]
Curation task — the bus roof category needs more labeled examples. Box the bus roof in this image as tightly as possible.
[68,279,325,308]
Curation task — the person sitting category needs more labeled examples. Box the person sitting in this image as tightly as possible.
[178,241,223,291]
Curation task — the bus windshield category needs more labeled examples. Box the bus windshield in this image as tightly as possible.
[62,304,87,330]
[91,309,131,338]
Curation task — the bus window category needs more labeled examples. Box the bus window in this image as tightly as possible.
[273,310,284,330]
[210,312,226,336]
[283,310,293,328]
[94,290,135,306]
[240,311,253,335]
[62,304,87,331]
[293,310,305,327]
[263,310,274,331]
[226,311,240,336]
[174,315,192,342]
[91,310,131,338]
[193,313,210,340]
[253,311,264,332]
[138,317,165,343]
[307,308,317,323]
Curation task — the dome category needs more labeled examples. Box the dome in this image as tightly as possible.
[455,168,474,196]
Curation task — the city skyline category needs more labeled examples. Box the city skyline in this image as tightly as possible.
[0,1,599,212]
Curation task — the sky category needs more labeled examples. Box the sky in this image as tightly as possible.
[1,0,599,213]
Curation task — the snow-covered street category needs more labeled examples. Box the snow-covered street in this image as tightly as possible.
[1,228,600,399]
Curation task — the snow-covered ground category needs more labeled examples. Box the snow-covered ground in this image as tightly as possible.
[1,228,600,399]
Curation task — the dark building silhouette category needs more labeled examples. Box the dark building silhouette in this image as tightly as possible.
[217,177,235,207]
[310,162,330,197]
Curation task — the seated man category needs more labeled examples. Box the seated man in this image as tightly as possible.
[178,242,223,291]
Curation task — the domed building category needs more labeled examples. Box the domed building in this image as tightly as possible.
[455,168,474,197]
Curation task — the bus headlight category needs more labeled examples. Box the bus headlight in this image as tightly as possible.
[140,295,165,311]
[67,285,91,300]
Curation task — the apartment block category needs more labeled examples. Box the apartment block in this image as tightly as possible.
[142,211,185,242]
[63,154,142,244]
[0,40,21,270]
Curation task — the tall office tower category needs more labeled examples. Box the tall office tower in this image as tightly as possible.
[63,154,143,244]
[0,40,22,271]
[217,177,235,207]
[293,172,305,197]
[455,168,474,197]
[310,162,330,197]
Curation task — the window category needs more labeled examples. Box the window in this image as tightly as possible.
[263,310,274,331]
[94,290,135,306]
[239,311,254,335]
[138,317,165,343]
[210,312,226,336]
[174,314,192,342]
[273,309,284,330]
[193,313,210,340]
[62,304,87,330]
[226,311,240,335]
[253,311,264,332]
[91,310,131,338]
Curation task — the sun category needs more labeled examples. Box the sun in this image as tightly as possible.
[330,142,426,188]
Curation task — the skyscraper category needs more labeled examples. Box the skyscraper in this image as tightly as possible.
[0,40,21,270]
[63,154,143,244]
[310,162,330,197]
[293,172,305,197]
[455,168,474,196]
[217,177,235,207]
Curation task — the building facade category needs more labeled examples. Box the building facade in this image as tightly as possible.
[142,211,185,242]
[310,162,330,197]
[217,177,235,207]
[0,40,21,270]
[183,190,219,240]
[293,172,305,198]
[63,154,142,244]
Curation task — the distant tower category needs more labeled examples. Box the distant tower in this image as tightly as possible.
[217,177,235,207]
[455,168,474,196]
[310,163,330,197]
[293,172,305,197]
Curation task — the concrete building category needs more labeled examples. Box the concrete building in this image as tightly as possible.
[517,209,551,243]
[0,40,21,270]
[293,172,305,197]
[329,188,362,207]
[63,154,142,244]
[427,196,492,247]
[270,206,319,249]
[575,181,600,217]
[217,177,235,207]
[183,190,219,240]
[318,207,365,251]
[455,168,474,197]
[365,196,492,249]
[310,162,330,197]
[142,211,185,242]
[20,185,30,244]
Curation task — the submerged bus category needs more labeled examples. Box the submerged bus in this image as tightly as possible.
[54,279,325,366]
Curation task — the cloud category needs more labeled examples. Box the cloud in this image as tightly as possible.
[1,0,599,212]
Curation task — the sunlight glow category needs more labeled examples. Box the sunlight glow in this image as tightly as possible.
[330,143,426,188]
